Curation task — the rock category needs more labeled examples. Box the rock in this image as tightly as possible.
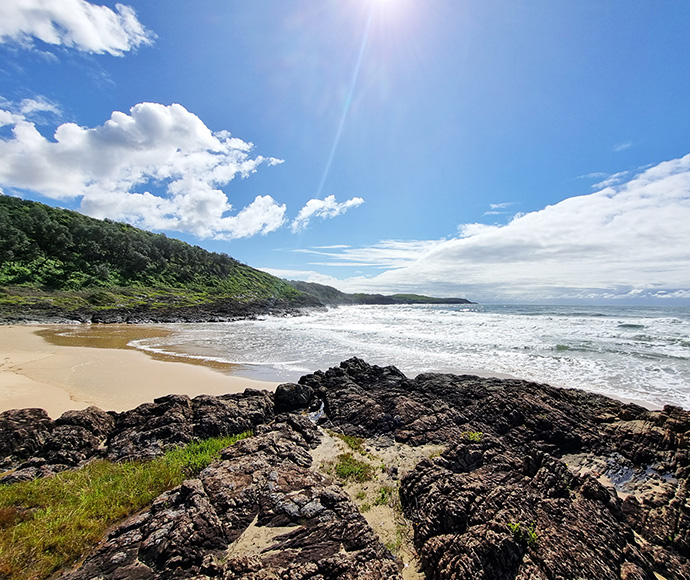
[0,408,53,470]
[6,357,690,579]
[60,423,401,580]
[106,394,195,461]
[274,382,314,413]
[298,358,690,580]
[191,390,274,440]
[56,406,116,438]
[1,389,275,478]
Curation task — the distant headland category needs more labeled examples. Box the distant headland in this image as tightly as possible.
[0,196,473,324]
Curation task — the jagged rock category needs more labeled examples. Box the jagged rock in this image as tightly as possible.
[0,408,54,470]
[400,436,657,579]
[105,389,275,461]
[298,357,690,580]
[5,357,690,579]
[191,390,274,440]
[55,406,116,438]
[274,382,314,413]
[105,394,196,461]
[1,389,275,479]
[61,423,401,580]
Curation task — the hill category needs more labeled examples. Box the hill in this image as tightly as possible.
[0,196,316,323]
[285,280,474,306]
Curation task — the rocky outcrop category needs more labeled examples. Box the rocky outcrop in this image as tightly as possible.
[1,296,321,325]
[61,417,401,580]
[2,357,689,579]
[0,390,274,483]
[298,358,690,579]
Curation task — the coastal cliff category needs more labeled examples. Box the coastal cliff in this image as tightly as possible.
[1,359,689,579]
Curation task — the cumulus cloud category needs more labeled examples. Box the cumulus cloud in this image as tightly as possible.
[304,153,690,302]
[291,195,364,232]
[0,0,154,55]
[0,100,288,239]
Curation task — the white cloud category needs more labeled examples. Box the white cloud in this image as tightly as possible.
[312,153,690,302]
[259,268,346,287]
[592,170,630,190]
[18,96,61,117]
[614,141,633,152]
[458,223,500,238]
[291,195,364,232]
[0,0,154,55]
[0,100,288,239]
[293,239,442,269]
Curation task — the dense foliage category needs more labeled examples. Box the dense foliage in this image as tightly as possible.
[0,196,299,302]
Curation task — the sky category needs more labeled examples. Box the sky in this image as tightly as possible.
[1,0,690,304]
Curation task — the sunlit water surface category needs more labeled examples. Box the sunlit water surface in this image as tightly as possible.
[129,304,690,409]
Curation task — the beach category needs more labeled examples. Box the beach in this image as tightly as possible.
[0,325,279,418]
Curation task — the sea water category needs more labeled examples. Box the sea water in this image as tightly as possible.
[130,304,690,409]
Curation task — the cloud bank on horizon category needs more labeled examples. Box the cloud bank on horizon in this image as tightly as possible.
[0,98,363,240]
[267,153,690,303]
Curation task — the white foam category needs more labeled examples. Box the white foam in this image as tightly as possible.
[129,304,690,408]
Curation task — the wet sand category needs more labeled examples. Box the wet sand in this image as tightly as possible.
[0,325,279,418]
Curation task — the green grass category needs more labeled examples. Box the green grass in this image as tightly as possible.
[373,485,396,507]
[507,521,539,546]
[461,431,483,443]
[333,453,375,483]
[331,431,368,455]
[0,432,251,580]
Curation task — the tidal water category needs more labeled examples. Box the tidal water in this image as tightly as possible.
[130,304,690,409]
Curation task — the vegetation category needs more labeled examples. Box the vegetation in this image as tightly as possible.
[0,196,305,318]
[461,431,483,443]
[331,431,368,455]
[373,485,396,507]
[507,521,539,546]
[0,432,251,580]
[285,279,473,306]
[333,453,375,483]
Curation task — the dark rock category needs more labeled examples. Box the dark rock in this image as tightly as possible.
[56,406,115,438]
[106,394,195,461]
[192,389,274,440]
[6,357,690,579]
[274,382,314,413]
[298,357,690,580]
[0,408,53,470]
[60,423,401,580]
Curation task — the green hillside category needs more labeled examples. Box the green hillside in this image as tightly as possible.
[0,196,311,322]
[286,280,474,306]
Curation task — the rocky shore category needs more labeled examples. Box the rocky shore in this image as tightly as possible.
[1,358,689,579]
[0,296,321,325]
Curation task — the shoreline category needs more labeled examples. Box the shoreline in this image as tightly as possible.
[0,323,659,419]
[0,324,280,418]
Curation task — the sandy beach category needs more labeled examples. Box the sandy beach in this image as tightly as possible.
[0,325,279,418]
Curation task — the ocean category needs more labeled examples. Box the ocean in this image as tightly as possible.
[130,304,690,410]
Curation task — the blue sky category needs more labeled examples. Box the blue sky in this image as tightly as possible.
[1,0,690,303]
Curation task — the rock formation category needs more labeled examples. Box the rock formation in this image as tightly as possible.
[1,358,689,579]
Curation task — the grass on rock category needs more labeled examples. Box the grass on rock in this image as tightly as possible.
[0,432,251,580]
[333,453,375,483]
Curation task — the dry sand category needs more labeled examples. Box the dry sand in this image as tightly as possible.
[0,325,279,418]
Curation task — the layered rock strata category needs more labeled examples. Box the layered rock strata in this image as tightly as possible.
[1,358,689,579]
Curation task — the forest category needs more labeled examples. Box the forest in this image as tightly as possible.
[0,196,305,321]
